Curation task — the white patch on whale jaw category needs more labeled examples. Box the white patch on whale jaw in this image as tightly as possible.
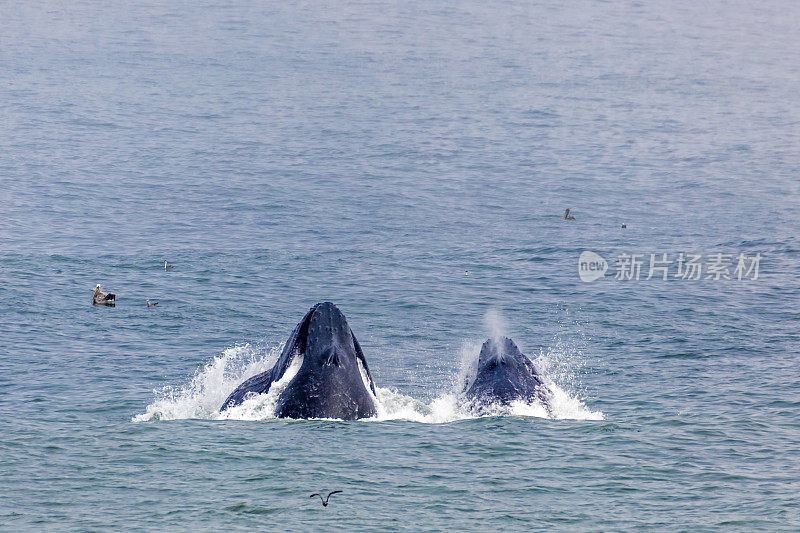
[216,353,304,421]
[356,359,379,419]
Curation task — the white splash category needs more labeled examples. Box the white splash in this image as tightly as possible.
[484,308,508,340]
[369,373,603,423]
[134,333,603,423]
[365,311,605,423]
[456,339,483,394]
[217,353,303,421]
[132,343,283,422]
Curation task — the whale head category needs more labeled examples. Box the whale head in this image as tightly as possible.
[275,302,377,419]
[221,302,378,420]
[464,337,547,407]
[302,302,362,370]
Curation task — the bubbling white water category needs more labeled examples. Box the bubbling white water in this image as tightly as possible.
[132,343,283,422]
[217,353,304,421]
[133,337,603,423]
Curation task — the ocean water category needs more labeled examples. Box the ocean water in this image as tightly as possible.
[2,0,799,530]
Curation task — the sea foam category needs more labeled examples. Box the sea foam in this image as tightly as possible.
[134,336,603,423]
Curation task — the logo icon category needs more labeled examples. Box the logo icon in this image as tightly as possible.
[578,251,608,282]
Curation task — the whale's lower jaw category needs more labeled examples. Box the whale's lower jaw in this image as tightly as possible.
[275,396,377,420]
[221,302,379,419]
[464,385,553,417]
[273,365,377,420]
[466,382,539,406]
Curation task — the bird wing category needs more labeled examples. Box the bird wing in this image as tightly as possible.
[328,490,343,497]
[309,494,321,499]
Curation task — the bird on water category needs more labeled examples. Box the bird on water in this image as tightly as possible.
[146,299,158,307]
[563,209,576,221]
[310,490,342,507]
[92,284,116,306]
[163,260,174,271]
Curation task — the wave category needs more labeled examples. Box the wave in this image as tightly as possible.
[132,343,280,422]
[133,339,603,424]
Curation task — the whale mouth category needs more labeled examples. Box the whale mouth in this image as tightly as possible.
[273,303,378,419]
[216,302,378,418]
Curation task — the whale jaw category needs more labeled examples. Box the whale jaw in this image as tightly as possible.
[221,302,377,420]
[275,303,377,419]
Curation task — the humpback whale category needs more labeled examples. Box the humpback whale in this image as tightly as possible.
[221,302,378,419]
[463,337,552,413]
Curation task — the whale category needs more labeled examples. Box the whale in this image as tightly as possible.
[463,337,552,413]
[221,302,378,420]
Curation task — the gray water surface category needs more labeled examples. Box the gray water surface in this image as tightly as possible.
[2,1,799,530]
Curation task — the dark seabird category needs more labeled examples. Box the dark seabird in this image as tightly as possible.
[146,299,158,307]
[621,224,627,229]
[310,490,342,507]
[563,209,576,221]
[92,284,116,306]
[163,260,174,271]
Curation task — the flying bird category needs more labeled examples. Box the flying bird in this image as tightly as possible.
[310,490,342,507]
[163,260,174,271]
[146,299,158,307]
